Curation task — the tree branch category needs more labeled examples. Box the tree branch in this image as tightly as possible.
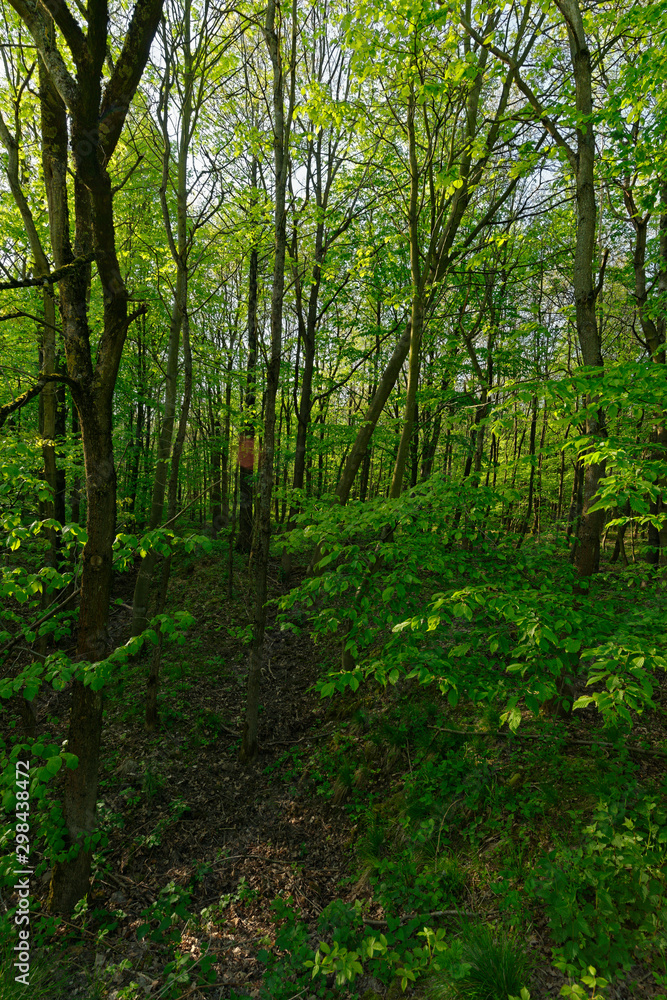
[98,0,165,161]
[459,14,576,172]
[0,374,76,429]
[0,253,97,291]
[0,311,59,330]
[594,248,609,299]
[7,0,78,108]
[38,0,87,66]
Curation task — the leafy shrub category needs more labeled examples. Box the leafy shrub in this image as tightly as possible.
[532,797,667,976]
[318,898,364,948]
[259,897,334,1000]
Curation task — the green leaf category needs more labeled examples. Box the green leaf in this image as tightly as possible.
[450,643,470,657]
[45,756,62,775]
[573,695,595,710]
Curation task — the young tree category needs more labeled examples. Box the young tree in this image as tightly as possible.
[130,0,230,635]
[0,31,65,562]
[243,0,297,761]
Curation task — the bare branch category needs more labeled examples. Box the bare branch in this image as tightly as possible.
[459,13,576,172]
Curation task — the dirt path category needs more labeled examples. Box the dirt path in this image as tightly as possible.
[42,555,358,998]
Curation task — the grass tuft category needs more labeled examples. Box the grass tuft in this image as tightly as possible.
[427,922,530,1000]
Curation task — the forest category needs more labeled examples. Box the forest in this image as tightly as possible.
[1,0,667,996]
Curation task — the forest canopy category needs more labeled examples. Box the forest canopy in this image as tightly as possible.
[1,0,667,996]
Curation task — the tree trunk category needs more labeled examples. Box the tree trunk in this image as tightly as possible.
[131,6,194,633]
[12,0,166,915]
[555,0,605,577]
[518,395,538,541]
[48,397,117,910]
[533,402,548,535]
[0,61,64,566]
[221,355,234,525]
[335,322,412,504]
[243,0,295,761]
[130,281,183,636]
[210,390,222,538]
[128,325,145,517]
[146,311,192,729]
[238,229,259,554]
[623,183,667,568]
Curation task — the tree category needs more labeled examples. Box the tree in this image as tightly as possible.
[0,31,65,568]
[462,0,606,575]
[2,0,163,913]
[130,0,230,636]
[243,0,297,761]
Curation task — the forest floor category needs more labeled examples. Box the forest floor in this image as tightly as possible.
[3,538,667,1000]
[6,548,374,999]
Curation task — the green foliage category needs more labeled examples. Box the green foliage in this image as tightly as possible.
[573,645,666,724]
[136,880,193,945]
[318,898,365,948]
[161,948,217,1000]
[425,922,529,1000]
[282,472,667,738]
[0,738,82,885]
[533,797,667,976]
[200,875,258,923]
[559,967,610,1000]
[258,897,336,1000]
[553,363,667,534]
[308,918,462,992]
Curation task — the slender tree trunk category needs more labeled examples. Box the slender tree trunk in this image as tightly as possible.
[292,232,321,497]
[130,282,183,636]
[557,425,570,521]
[624,183,667,568]
[610,501,630,566]
[221,367,233,524]
[280,218,323,580]
[361,324,381,497]
[131,7,194,634]
[146,311,192,729]
[1,63,64,565]
[238,217,259,554]
[421,398,445,480]
[533,402,548,535]
[566,461,581,541]
[518,395,538,541]
[335,323,412,504]
[210,388,223,538]
[391,92,423,500]
[243,0,295,761]
[128,327,145,517]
